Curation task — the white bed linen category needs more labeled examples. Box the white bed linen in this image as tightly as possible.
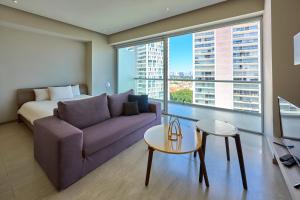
[17,95,92,124]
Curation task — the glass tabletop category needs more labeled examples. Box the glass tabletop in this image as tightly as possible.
[144,124,202,154]
[195,119,238,137]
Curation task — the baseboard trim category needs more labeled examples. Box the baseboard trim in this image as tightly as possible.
[0,119,17,126]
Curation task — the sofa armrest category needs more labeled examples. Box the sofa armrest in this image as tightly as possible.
[148,101,162,118]
[33,116,84,190]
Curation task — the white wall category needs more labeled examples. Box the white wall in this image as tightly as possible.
[0,5,115,123]
[0,26,86,122]
[271,0,300,137]
[263,0,300,137]
[263,0,273,136]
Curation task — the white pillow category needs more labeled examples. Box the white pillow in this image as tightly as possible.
[34,88,50,101]
[48,86,74,100]
[72,85,81,96]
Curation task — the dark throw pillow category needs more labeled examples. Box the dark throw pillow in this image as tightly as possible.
[128,94,149,113]
[123,102,139,116]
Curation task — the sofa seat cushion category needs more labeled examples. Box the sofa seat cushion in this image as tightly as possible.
[82,113,157,156]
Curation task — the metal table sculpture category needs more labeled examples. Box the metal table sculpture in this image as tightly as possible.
[167,116,183,141]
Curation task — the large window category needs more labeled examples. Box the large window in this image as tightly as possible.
[118,41,165,107]
[117,20,262,133]
[168,21,261,112]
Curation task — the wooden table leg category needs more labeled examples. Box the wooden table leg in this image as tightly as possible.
[145,147,154,186]
[225,137,230,161]
[234,134,247,190]
[194,128,201,158]
[199,132,207,183]
[198,148,209,187]
[193,151,197,157]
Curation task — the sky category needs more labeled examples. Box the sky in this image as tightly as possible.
[169,33,193,73]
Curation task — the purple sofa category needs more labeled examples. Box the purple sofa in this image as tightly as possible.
[33,91,161,190]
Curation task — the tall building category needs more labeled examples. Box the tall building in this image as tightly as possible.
[193,22,260,112]
[193,30,216,106]
[232,22,260,112]
[134,42,164,100]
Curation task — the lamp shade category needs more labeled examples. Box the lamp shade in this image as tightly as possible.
[294,32,300,65]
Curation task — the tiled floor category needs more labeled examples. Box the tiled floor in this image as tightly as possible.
[0,119,289,200]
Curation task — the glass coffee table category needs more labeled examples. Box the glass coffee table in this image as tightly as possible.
[144,124,209,187]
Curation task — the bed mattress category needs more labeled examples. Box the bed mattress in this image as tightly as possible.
[17,95,92,124]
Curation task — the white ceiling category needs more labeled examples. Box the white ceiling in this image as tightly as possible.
[0,0,225,35]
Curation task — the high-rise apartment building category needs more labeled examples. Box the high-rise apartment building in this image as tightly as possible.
[134,42,164,100]
[193,22,260,112]
[193,30,216,106]
[232,22,260,112]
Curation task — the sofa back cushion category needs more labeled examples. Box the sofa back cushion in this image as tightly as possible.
[108,90,134,117]
[57,93,111,129]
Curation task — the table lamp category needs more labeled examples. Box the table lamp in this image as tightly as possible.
[105,81,111,94]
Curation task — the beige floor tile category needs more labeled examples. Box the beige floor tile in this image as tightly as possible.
[0,189,15,200]
[0,121,290,200]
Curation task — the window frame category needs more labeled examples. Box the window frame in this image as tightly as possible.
[115,16,264,134]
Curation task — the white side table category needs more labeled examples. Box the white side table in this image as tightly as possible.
[194,119,247,190]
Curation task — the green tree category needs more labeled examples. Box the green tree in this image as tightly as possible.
[170,89,193,103]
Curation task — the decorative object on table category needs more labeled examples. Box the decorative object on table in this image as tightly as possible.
[168,133,182,151]
[167,116,182,141]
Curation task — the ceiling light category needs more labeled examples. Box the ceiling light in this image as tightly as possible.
[12,0,18,4]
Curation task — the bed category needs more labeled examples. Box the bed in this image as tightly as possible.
[17,84,90,130]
